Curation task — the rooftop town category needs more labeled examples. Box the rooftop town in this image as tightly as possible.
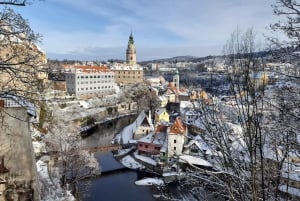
[1,30,300,201]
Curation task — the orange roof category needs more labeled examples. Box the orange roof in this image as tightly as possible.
[74,65,111,73]
[169,117,186,135]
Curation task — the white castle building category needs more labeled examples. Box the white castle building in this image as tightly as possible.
[65,66,115,98]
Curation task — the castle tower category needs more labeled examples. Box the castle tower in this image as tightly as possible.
[173,68,179,90]
[126,32,136,65]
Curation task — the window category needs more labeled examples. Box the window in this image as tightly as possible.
[174,147,176,150]
[145,145,148,148]
[174,139,176,143]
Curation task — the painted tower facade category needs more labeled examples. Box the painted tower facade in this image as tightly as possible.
[126,32,136,65]
[173,68,180,90]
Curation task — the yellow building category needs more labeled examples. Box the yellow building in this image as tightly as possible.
[154,108,169,124]
[111,64,144,84]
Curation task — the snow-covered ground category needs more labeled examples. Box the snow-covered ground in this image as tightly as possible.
[135,178,164,186]
[120,155,145,170]
[37,157,75,201]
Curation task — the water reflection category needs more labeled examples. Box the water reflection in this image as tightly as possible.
[82,152,156,201]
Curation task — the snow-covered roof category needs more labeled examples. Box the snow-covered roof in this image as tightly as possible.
[179,154,213,167]
[230,138,247,152]
[263,144,284,161]
[137,132,167,145]
[180,101,193,109]
[184,140,201,150]
[134,152,157,166]
[110,64,143,70]
[279,184,300,197]
[0,94,36,116]
[120,110,154,144]
[120,155,145,170]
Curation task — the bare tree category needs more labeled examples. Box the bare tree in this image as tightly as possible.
[0,3,47,102]
[268,0,300,77]
[44,104,100,200]
[0,0,27,6]
[187,28,293,201]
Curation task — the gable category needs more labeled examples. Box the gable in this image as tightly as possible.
[169,117,186,135]
[141,116,150,126]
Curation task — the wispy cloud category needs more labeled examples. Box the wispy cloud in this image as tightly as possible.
[14,0,279,60]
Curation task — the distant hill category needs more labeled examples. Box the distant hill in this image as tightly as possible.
[140,55,221,64]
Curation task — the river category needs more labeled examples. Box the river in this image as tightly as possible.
[82,114,159,201]
[81,115,222,201]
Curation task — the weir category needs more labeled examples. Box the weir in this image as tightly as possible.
[88,144,122,153]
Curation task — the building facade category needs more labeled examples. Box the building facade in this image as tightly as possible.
[65,66,115,98]
[126,32,136,65]
[111,64,144,84]
[167,117,188,158]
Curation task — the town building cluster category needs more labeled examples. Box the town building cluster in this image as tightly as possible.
[1,28,300,201]
[64,33,143,98]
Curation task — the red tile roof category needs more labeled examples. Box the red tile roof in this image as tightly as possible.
[74,66,111,73]
[169,117,186,135]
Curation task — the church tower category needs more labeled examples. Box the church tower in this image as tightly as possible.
[126,32,136,65]
[173,68,180,90]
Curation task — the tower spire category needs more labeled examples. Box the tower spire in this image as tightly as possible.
[126,32,136,65]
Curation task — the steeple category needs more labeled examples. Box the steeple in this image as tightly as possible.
[126,32,136,65]
[173,67,180,90]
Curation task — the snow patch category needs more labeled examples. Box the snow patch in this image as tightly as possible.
[135,178,164,186]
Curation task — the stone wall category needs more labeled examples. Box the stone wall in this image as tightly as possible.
[0,108,39,200]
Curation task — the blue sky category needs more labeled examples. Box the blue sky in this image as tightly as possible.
[12,0,281,61]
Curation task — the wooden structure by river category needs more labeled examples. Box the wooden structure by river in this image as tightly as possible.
[88,145,122,153]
